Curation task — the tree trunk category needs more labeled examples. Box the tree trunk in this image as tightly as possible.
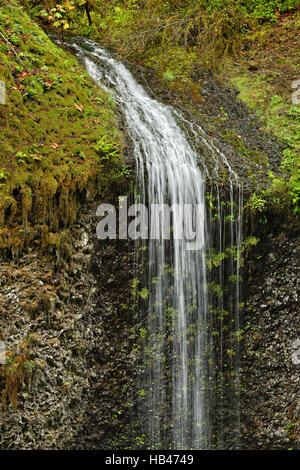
[85,1,92,26]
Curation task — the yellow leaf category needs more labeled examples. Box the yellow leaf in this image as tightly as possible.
[74,103,84,113]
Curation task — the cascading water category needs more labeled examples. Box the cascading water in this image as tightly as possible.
[61,37,243,450]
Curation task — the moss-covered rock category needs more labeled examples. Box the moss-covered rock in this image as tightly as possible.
[0,0,126,256]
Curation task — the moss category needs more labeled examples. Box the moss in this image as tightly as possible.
[223,12,300,213]
[0,2,126,256]
[20,185,32,229]
[1,347,36,409]
[231,74,300,149]
[229,74,300,213]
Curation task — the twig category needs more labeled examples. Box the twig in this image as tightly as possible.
[0,28,26,68]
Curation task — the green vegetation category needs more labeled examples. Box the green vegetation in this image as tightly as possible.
[23,1,299,56]
[0,0,299,260]
[226,11,300,215]
[1,346,35,409]
[20,0,298,216]
[131,278,149,300]
[0,1,125,255]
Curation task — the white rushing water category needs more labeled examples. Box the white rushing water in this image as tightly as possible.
[64,37,243,449]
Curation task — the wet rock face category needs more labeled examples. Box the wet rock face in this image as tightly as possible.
[0,202,99,449]
[128,62,285,191]
[0,198,298,450]
[241,226,300,450]
[70,211,145,450]
[0,192,142,450]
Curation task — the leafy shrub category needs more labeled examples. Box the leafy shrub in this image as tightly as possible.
[242,0,299,21]
[246,193,267,214]
[94,138,120,161]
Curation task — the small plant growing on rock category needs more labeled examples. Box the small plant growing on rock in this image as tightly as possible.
[1,351,35,409]
[94,138,120,161]
[246,193,266,214]
[0,168,8,188]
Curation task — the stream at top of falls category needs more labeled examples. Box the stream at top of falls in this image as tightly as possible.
[59,36,243,450]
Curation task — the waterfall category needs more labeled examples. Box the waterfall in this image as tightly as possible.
[62,37,243,450]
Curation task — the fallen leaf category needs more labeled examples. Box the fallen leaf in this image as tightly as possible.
[75,103,84,113]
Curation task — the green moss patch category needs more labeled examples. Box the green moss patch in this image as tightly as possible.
[0,1,125,256]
